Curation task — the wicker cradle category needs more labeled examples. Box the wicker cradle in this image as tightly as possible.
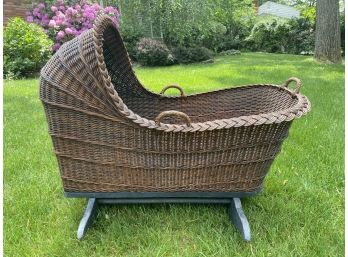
[40,15,310,240]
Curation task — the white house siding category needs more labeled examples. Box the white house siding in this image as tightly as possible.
[258,1,300,19]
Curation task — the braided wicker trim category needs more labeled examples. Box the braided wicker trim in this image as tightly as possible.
[92,15,311,133]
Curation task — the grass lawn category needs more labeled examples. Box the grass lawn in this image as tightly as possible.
[4,52,344,256]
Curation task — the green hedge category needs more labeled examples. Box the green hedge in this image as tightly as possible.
[246,17,315,54]
[172,46,213,64]
[4,17,53,79]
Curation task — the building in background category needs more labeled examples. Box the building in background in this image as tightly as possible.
[258,1,300,19]
[4,0,30,25]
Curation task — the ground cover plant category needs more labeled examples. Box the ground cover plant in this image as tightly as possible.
[4,53,343,257]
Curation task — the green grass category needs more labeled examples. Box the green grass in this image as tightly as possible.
[4,53,344,257]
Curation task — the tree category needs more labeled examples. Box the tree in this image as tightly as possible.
[314,0,341,63]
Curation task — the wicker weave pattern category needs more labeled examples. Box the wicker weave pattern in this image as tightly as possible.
[40,15,310,193]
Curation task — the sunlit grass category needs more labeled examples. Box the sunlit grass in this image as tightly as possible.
[4,53,344,256]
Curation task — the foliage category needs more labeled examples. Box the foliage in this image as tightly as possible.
[120,25,144,61]
[246,17,314,54]
[159,1,217,48]
[136,38,175,66]
[27,0,120,51]
[287,18,315,54]
[199,22,230,52]
[276,0,344,54]
[215,34,243,53]
[115,0,255,52]
[220,49,241,55]
[301,6,316,23]
[172,46,213,64]
[246,17,290,53]
[4,17,53,79]
[208,0,255,51]
[340,11,345,53]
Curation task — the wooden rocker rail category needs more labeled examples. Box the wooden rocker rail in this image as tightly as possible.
[66,191,259,242]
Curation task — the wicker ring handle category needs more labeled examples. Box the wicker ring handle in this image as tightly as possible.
[283,77,302,94]
[160,84,185,97]
[155,110,192,126]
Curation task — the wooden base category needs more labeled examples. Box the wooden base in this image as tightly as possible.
[75,196,252,241]
[77,198,98,240]
[229,198,251,241]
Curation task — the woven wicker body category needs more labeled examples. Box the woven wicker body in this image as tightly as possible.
[40,15,310,194]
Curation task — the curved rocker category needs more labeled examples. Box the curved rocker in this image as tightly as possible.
[40,15,310,241]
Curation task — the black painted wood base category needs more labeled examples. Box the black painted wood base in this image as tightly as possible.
[75,195,252,241]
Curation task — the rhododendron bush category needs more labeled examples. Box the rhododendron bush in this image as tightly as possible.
[27,0,120,52]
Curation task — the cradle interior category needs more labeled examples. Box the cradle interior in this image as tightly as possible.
[103,26,299,124]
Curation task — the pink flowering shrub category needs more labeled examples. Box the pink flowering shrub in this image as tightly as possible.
[136,38,175,66]
[27,0,120,52]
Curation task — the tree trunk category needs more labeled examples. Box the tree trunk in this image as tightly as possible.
[314,0,341,63]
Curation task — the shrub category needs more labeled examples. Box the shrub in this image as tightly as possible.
[200,22,248,52]
[246,17,289,53]
[136,38,175,66]
[27,1,120,52]
[220,49,241,56]
[120,25,144,61]
[282,18,314,55]
[201,22,229,52]
[4,17,53,79]
[245,17,315,54]
[215,35,242,52]
[172,46,213,64]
